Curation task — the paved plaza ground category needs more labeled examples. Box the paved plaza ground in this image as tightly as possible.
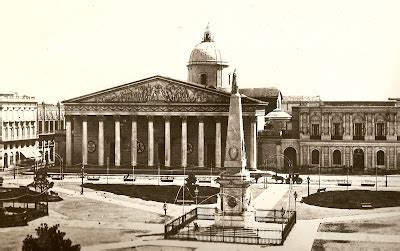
[1,173,400,250]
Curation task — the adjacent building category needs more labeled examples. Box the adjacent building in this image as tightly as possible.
[0,92,40,169]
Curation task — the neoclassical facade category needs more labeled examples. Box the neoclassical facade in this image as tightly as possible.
[62,27,269,170]
[260,99,400,171]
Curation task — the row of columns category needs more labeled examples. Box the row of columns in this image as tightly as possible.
[66,115,257,169]
[2,121,36,141]
[39,120,59,134]
[300,113,398,137]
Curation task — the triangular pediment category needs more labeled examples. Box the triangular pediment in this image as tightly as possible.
[63,76,248,104]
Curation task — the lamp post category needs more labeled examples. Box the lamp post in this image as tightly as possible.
[307,176,310,196]
[294,191,298,212]
[194,186,199,206]
[163,201,167,216]
[80,165,84,195]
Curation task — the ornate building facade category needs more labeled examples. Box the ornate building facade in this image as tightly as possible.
[62,27,271,171]
[260,98,400,171]
[0,92,40,169]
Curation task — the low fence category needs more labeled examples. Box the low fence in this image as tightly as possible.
[0,202,48,228]
[164,207,296,245]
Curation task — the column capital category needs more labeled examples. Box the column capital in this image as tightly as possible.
[180,115,187,122]
[147,115,154,121]
[214,116,222,123]
[163,115,170,121]
[97,115,105,121]
[130,115,137,121]
[197,116,205,122]
[113,115,120,120]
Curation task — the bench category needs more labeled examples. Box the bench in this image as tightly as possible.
[160,176,174,182]
[360,202,373,209]
[317,187,326,193]
[87,176,100,181]
[198,177,212,183]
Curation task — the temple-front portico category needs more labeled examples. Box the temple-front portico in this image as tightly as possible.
[63,76,266,171]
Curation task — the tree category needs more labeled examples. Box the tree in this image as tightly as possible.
[28,166,54,194]
[22,223,80,251]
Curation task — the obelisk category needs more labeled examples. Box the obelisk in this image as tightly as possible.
[214,70,254,228]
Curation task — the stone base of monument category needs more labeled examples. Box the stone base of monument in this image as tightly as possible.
[214,211,255,228]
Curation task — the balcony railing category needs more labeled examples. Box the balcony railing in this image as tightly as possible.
[353,135,365,140]
[310,135,321,140]
[331,135,343,140]
[375,135,386,140]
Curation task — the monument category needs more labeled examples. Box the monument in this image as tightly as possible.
[214,70,254,227]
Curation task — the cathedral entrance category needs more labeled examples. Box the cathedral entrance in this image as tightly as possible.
[353,148,364,169]
[206,143,215,168]
[157,142,165,167]
[284,147,297,169]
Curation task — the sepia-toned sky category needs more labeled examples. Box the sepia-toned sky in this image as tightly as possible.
[1,0,399,104]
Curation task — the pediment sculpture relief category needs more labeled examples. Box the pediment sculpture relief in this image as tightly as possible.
[90,80,229,104]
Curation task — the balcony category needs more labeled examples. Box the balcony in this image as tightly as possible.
[353,135,365,140]
[310,135,321,140]
[331,135,343,140]
[375,135,386,140]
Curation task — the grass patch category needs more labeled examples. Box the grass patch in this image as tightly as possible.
[83,184,219,204]
[312,239,350,250]
[302,190,400,209]
[0,187,62,202]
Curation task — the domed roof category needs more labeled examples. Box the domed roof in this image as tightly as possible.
[188,25,228,66]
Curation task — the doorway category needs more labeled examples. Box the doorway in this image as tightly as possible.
[284,147,297,169]
[353,148,364,169]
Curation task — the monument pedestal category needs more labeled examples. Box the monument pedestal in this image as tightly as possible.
[215,171,254,227]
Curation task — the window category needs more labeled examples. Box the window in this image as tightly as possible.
[377,150,384,165]
[333,150,341,165]
[312,150,319,164]
[38,121,43,133]
[333,123,340,136]
[200,74,207,85]
[354,123,364,136]
[312,124,319,136]
[376,123,385,136]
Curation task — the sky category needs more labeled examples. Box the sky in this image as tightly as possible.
[1,0,399,104]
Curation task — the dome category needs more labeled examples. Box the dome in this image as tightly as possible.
[188,25,228,66]
[265,108,292,121]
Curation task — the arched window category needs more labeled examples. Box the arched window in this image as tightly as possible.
[200,74,207,85]
[312,150,319,164]
[333,150,341,165]
[377,150,385,165]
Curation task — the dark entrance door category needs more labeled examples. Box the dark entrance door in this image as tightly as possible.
[206,143,215,168]
[4,153,8,168]
[109,142,115,166]
[284,147,297,170]
[353,148,364,169]
[158,143,165,167]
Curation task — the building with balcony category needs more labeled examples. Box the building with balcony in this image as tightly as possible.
[37,102,65,166]
[259,98,400,172]
[0,92,41,169]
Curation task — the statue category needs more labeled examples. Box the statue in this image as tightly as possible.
[231,69,238,94]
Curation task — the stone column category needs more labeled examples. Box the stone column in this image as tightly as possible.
[98,116,104,166]
[394,148,397,169]
[364,147,368,168]
[164,116,171,167]
[307,114,310,135]
[394,114,397,138]
[300,146,303,166]
[342,114,346,135]
[82,116,88,165]
[53,119,56,132]
[343,148,346,167]
[328,147,331,167]
[131,116,137,167]
[181,116,187,168]
[387,148,390,169]
[249,117,257,170]
[300,113,303,134]
[215,117,222,168]
[198,116,204,168]
[66,117,72,165]
[321,147,324,167]
[350,147,353,167]
[321,114,325,135]
[41,118,45,134]
[372,147,375,168]
[148,116,154,167]
[350,114,353,136]
[372,114,375,137]
[328,113,331,136]
[48,121,51,133]
[114,115,121,166]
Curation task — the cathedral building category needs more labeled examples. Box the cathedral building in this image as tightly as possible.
[62,26,277,171]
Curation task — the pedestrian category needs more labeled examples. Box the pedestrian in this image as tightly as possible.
[163,201,167,216]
